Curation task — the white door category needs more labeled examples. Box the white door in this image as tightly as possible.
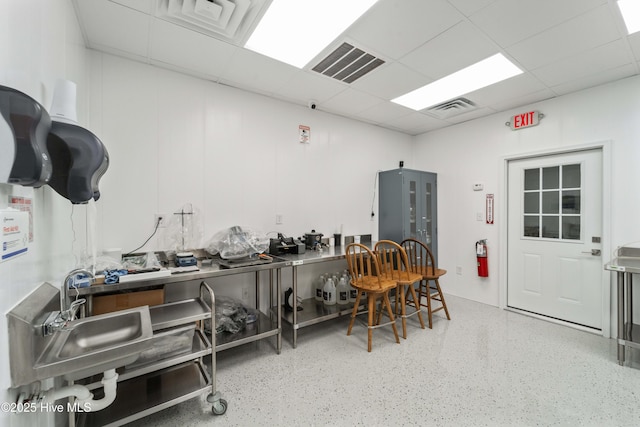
[507,149,602,329]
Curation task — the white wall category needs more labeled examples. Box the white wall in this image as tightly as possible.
[89,53,413,255]
[0,0,90,426]
[413,75,640,335]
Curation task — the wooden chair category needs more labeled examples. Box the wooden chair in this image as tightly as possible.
[401,238,451,328]
[345,243,400,352]
[374,240,425,339]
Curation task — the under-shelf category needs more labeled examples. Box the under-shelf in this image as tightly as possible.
[280,298,363,329]
[215,311,279,352]
[81,361,210,427]
[149,298,211,330]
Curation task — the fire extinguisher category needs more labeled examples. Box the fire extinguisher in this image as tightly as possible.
[476,239,488,277]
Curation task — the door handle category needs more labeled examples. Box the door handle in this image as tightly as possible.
[581,249,601,256]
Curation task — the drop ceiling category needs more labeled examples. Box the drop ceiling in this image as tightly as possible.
[72,0,640,135]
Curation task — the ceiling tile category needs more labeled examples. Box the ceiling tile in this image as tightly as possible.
[628,32,640,61]
[506,4,620,70]
[321,88,383,115]
[470,0,606,48]
[149,19,238,78]
[78,0,151,57]
[531,40,632,87]
[272,71,348,105]
[489,89,556,112]
[386,112,446,133]
[108,0,153,14]
[466,73,548,107]
[443,106,496,124]
[218,49,298,94]
[399,21,498,80]
[350,62,431,100]
[348,0,462,60]
[353,101,414,123]
[550,63,638,96]
[446,0,498,17]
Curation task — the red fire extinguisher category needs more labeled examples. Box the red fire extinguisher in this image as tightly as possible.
[476,239,488,277]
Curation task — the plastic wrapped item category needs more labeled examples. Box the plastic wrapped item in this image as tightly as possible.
[127,324,194,369]
[164,203,202,252]
[122,252,162,270]
[204,296,258,335]
[205,226,269,259]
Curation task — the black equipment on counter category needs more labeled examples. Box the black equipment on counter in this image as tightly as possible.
[303,230,323,249]
[268,233,305,255]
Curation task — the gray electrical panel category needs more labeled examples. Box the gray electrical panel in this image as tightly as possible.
[378,168,438,262]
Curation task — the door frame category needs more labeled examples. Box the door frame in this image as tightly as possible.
[499,141,612,338]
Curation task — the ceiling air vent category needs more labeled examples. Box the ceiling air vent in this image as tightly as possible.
[425,97,476,119]
[312,42,385,84]
[155,0,270,44]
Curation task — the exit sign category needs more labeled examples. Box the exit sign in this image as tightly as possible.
[508,110,541,130]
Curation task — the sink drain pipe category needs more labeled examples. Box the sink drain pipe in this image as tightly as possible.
[42,369,118,412]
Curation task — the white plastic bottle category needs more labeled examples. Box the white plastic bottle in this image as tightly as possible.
[337,276,349,305]
[349,273,359,303]
[323,276,336,305]
[315,274,325,302]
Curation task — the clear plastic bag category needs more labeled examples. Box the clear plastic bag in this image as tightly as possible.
[121,252,162,270]
[203,296,258,335]
[205,226,269,259]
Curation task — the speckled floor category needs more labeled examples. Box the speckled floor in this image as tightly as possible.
[127,295,640,427]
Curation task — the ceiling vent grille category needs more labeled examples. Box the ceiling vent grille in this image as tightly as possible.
[425,97,476,119]
[312,42,385,84]
[155,0,269,44]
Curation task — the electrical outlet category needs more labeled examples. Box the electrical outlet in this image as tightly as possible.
[275,214,283,225]
[242,287,249,300]
[154,214,167,228]
[456,266,462,275]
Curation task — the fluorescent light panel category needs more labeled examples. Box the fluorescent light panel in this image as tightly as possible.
[245,0,378,68]
[392,53,523,111]
[618,0,640,35]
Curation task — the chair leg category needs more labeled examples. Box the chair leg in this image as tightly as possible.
[399,284,407,339]
[407,283,425,329]
[424,280,433,329]
[382,292,400,344]
[433,279,451,320]
[347,290,362,336]
[367,295,375,352]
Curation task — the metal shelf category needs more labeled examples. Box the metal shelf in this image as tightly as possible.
[215,311,279,352]
[81,361,210,427]
[280,298,362,329]
[149,298,211,331]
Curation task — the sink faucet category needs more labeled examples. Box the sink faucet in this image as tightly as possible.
[61,268,94,315]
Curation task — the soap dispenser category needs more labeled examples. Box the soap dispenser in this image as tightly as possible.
[0,85,52,186]
[45,80,109,203]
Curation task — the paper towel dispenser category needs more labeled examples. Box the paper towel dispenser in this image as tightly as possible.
[46,121,109,204]
[0,85,52,186]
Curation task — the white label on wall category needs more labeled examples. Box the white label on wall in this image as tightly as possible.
[1,209,29,262]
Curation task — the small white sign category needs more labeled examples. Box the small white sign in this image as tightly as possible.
[1,209,29,262]
[299,125,310,144]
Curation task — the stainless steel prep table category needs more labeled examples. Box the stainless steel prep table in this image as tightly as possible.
[77,259,284,353]
[605,247,640,366]
[278,246,355,348]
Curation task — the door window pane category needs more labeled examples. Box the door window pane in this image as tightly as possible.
[524,216,539,237]
[562,217,581,240]
[563,164,581,188]
[409,181,416,237]
[524,169,539,190]
[542,166,559,189]
[542,191,559,214]
[542,216,559,238]
[524,193,539,214]
[562,190,581,214]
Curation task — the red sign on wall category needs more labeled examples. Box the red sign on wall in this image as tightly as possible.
[508,110,540,130]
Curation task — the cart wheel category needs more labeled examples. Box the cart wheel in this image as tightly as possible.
[212,398,227,415]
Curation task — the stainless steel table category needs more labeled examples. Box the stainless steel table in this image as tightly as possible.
[605,246,640,365]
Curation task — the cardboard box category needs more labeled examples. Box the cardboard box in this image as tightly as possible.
[92,288,164,315]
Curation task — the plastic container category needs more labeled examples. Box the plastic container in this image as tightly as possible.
[323,277,336,305]
[336,276,349,305]
[315,274,325,302]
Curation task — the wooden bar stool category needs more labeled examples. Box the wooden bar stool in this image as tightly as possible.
[345,243,400,352]
[375,240,425,338]
[401,238,451,328]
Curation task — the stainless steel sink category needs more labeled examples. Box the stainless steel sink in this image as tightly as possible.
[35,306,153,381]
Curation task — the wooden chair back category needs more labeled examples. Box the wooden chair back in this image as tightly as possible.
[401,238,437,276]
[345,243,385,291]
[374,240,414,282]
